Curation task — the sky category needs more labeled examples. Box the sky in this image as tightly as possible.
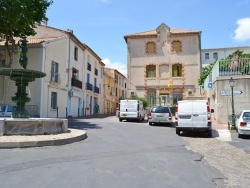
[46,0,250,77]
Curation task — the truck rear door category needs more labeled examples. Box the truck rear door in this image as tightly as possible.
[191,101,208,128]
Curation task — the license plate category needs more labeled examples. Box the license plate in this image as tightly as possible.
[122,114,127,117]
[156,115,164,117]
[247,123,250,128]
[180,115,191,119]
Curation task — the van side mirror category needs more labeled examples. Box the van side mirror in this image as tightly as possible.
[211,109,214,113]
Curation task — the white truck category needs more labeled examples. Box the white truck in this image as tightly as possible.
[118,100,145,122]
[175,100,214,137]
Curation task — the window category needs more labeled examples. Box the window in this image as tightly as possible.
[172,64,182,77]
[51,92,57,109]
[173,93,182,104]
[146,65,156,77]
[51,61,59,82]
[146,42,156,54]
[213,52,218,59]
[205,53,209,59]
[74,47,78,61]
[172,41,182,53]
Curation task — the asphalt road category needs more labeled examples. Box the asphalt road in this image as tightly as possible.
[0,116,225,188]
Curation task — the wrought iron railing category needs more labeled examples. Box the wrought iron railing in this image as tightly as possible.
[86,83,93,91]
[202,58,250,93]
[50,72,61,83]
[94,86,99,94]
[71,77,82,89]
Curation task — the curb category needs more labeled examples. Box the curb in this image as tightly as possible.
[0,129,87,149]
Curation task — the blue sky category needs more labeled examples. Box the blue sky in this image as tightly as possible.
[46,0,250,76]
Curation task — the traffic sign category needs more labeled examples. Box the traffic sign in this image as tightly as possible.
[221,90,243,96]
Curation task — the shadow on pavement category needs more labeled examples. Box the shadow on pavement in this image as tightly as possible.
[68,120,102,130]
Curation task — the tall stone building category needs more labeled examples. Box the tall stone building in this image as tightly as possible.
[124,23,202,107]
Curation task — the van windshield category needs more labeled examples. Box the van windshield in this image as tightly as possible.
[0,105,6,112]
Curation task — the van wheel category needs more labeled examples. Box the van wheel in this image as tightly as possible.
[149,122,152,126]
[207,130,212,138]
[176,129,180,135]
[119,118,122,122]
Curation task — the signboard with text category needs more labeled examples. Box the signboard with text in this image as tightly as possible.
[220,90,242,96]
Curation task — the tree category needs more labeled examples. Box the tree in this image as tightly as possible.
[0,0,53,67]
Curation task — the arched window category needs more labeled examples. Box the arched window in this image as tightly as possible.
[172,41,182,53]
[146,42,156,54]
[146,65,156,77]
[172,64,182,77]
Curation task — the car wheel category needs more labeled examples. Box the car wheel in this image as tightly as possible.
[119,118,122,122]
[238,133,242,138]
[176,129,180,135]
[149,122,152,126]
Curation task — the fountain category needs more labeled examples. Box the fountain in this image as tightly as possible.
[0,37,68,135]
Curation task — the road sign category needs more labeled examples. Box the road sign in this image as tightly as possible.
[208,82,212,89]
[221,90,243,96]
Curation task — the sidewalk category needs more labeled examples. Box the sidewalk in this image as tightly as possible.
[212,118,228,130]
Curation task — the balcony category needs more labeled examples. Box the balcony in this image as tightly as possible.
[86,83,93,91]
[94,86,99,94]
[50,72,61,84]
[87,63,91,71]
[71,77,82,89]
[95,68,98,76]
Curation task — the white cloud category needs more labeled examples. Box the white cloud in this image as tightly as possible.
[233,17,250,42]
[102,58,127,77]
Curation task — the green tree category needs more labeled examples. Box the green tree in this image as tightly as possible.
[130,96,148,108]
[0,0,53,67]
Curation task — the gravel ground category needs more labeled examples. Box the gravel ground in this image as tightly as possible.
[183,137,250,188]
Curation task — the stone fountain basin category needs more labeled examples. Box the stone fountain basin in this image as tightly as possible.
[0,118,68,136]
[0,68,46,78]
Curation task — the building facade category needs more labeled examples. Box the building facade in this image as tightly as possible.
[0,24,105,118]
[124,23,202,107]
[201,46,250,67]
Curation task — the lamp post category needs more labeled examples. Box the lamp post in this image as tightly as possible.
[229,77,236,129]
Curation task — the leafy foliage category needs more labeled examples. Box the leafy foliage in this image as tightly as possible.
[198,61,216,87]
[0,0,53,67]
[130,96,148,108]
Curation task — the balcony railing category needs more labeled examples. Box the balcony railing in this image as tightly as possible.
[95,68,98,76]
[50,72,61,83]
[86,83,93,91]
[94,86,99,94]
[71,77,82,89]
[202,58,250,93]
[87,63,91,71]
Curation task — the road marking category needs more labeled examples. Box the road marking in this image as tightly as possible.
[216,130,232,141]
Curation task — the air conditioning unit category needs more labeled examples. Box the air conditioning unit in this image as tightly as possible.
[188,89,194,96]
[131,91,137,97]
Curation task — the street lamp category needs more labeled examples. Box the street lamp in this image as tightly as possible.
[229,77,236,129]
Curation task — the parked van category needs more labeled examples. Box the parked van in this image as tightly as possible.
[0,104,16,117]
[175,100,214,137]
[119,100,145,122]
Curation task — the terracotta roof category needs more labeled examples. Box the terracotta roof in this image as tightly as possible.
[124,28,201,42]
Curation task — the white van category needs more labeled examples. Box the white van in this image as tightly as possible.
[175,100,214,137]
[0,104,16,117]
[119,100,145,122]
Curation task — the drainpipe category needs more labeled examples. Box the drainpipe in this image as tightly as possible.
[41,42,48,118]
[66,35,71,118]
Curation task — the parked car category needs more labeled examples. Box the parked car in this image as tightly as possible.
[236,110,250,138]
[0,104,16,117]
[148,106,172,126]
[175,100,214,137]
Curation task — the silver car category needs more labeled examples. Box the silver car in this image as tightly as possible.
[236,110,250,138]
[148,106,172,126]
